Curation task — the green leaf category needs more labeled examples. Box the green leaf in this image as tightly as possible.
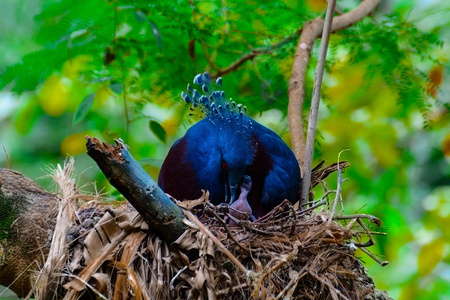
[148,21,162,50]
[70,28,88,40]
[149,120,166,143]
[133,10,147,23]
[91,77,114,83]
[136,46,147,63]
[110,82,123,94]
[73,94,95,124]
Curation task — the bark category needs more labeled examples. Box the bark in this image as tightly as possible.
[300,0,337,204]
[287,0,381,205]
[85,137,186,243]
[0,138,187,297]
[0,168,58,297]
[288,0,381,167]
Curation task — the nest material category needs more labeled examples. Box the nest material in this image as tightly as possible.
[32,159,390,300]
[36,198,388,300]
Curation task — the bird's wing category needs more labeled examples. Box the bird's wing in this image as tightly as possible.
[252,121,301,209]
[158,137,203,201]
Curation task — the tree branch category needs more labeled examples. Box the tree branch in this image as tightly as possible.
[300,0,337,204]
[85,137,186,243]
[288,18,324,170]
[287,0,381,202]
[211,30,302,78]
[188,0,303,79]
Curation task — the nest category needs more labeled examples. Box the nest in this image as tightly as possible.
[31,159,391,300]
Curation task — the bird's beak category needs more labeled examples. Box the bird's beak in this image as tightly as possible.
[224,176,238,204]
[229,183,238,203]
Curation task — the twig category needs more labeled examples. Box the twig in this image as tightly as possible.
[182,209,256,279]
[333,214,382,226]
[212,31,301,78]
[254,241,301,298]
[169,266,187,290]
[254,199,293,223]
[354,240,374,248]
[328,150,348,223]
[231,216,278,236]
[216,283,252,296]
[274,268,308,299]
[356,218,376,246]
[2,145,10,169]
[311,161,350,189]
[289,205,297,235]
[298,200,327,217]
[274,268,308,300]
[188,0,301,78]
[120,58,130,143]
[344,218,358,231]
[307,270,349,300]
[204,205,248,251]
[300,0,337,205]
[358,246,389,267]
[354,231,387,236]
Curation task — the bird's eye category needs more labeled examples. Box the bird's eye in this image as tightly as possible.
[221,162,228,171]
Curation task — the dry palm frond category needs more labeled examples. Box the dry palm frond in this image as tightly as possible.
[52,195,389,300]
[31,160,390,300]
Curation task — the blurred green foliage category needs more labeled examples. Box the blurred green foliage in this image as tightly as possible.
[0,0,449,299]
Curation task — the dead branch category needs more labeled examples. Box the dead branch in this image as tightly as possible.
[85,137,185,243]
[358,246,389,267]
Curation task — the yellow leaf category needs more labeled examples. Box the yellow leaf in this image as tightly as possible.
[95,87,112,105]
[60,132,89,156]
[279,56,294,80]
[425,65,444,97]
[369,85,398,117]
[194,2,217,27]
[417,238,446,277]
[281,131,293,148]
[39,75,70,117]
[327,65,366,106]
[442,134,450,157]
[62,55,92,80]
[144,165,160,181]
[161,117,179,137]
[306,0,327,12]
[399,281,419,300]
[367,124,399,168]
[282,0,299,9]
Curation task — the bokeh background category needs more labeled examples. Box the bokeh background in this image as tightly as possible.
[0,0,449,298]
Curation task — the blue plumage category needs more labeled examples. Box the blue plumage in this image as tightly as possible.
[158,73,301,218]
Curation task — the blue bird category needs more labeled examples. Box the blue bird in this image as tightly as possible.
[158,73,301,219]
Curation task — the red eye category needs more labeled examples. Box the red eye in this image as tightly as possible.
[221,162,228,171]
